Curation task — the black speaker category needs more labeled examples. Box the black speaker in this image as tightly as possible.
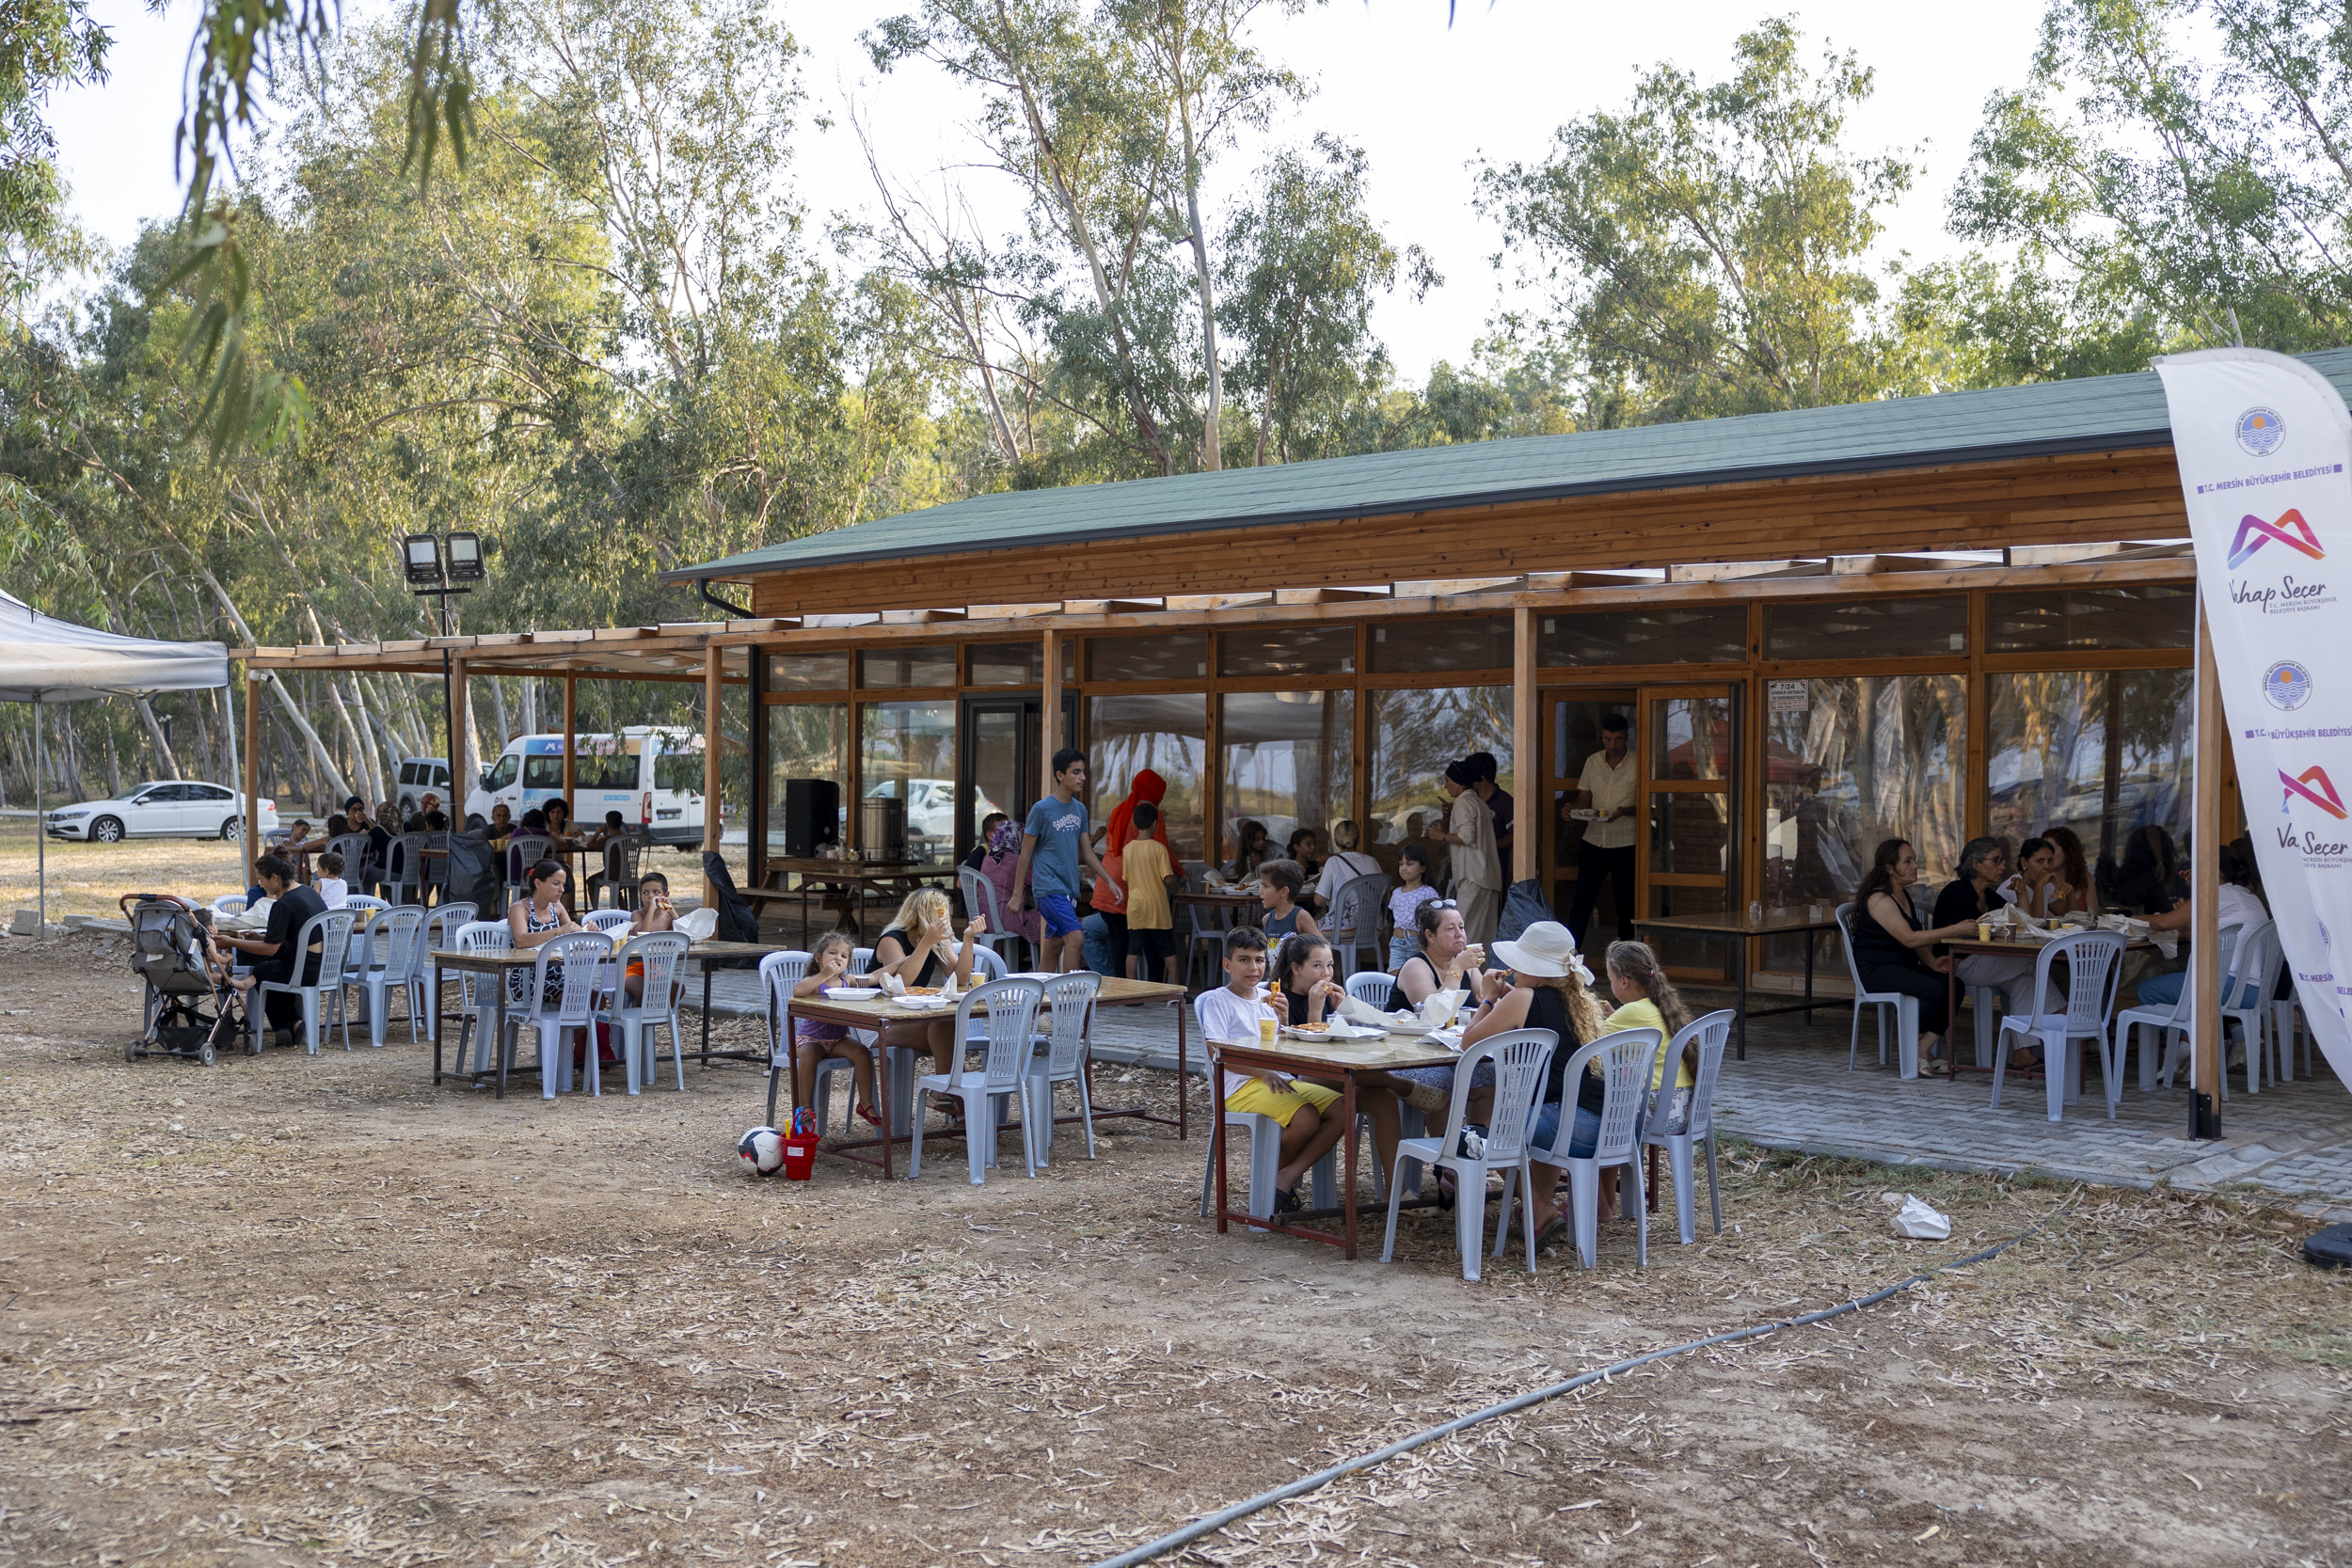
[784,778,839,858]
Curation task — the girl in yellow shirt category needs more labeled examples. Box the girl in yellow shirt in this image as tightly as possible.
[1603,941,1695,1132]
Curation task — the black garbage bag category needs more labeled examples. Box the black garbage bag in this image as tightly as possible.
[1493,879,1553,945]
[701,850,761,948]
[442,832,501,916]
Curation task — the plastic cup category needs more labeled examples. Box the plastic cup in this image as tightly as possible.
[1258,1016,1278,1048]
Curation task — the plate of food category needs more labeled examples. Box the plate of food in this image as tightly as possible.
[903,986,942,996]
[1285,1021,1381,1040]
[1567,808,1599,821]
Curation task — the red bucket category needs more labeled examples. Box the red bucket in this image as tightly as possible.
[781,1134,818,1180]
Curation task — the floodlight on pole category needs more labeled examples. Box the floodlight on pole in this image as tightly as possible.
[445,531,485,582]
[403,533,445,587]
[400,530,489,824]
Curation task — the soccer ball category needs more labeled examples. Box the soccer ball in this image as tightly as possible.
[737,1125,785,1176]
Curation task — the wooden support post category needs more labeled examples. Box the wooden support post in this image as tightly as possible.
[243,674,261,880]
[1512,607,1536,885]
[561,671,577,810]
[450,655,471,830]
[703,645,723,909]
[1041,627,1064,779]
[2190,600,2223,1135]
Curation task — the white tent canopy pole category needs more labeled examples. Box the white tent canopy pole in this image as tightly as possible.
[3,588,232,928]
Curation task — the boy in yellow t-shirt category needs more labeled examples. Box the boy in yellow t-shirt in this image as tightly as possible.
[1118,800,1182,982]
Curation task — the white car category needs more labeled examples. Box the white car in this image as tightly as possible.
[43,782,278,844]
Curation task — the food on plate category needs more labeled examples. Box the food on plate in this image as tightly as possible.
[1291,1021,1329,1033]
[904,986,941,996]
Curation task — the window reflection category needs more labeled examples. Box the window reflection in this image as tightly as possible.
[1220,690,1354,868]
[1086,694,1208,859]
[768,704,846,853]
[1367,686,1512,881]
[1988,670,2193,900]
[860,702,958,864]
[1764,675,1967,906]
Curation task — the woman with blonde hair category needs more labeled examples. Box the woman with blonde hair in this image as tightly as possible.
[871,886,989,1094]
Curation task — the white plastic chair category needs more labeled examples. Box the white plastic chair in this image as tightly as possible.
[605,932,690,1095]
[1835,903,1920,1079]
[1323,871,1392,978]
[1638,1010,1734,1244]
[1992,929,2126,1121]
[959,866,1024,968]
[449,921,512,1076]
[419,903,477,1042]
[2115,922,2233,1093]
[2272,944,2309,1082]
[2222,921,2280,1096]
[1027,972,1101,1163]
[503,835,554,911]
[1195,994,1343,1222]
[1526,1027,1661,1271]
[339,893,389,922]
[506,931,612,1100]
[251,909,359,1055]
[581,909,633,934]
[911,979,1046,1185]
[759,950,815,1124]
[351,906,428,1049]
[1345,971,1396,1012]
[1375,1028,1553,1282]
[211,894,248,919]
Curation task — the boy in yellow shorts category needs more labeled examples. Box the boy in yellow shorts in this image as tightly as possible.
[1200,927,1348,1213]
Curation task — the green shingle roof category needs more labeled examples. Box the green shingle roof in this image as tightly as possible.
[673,348,2352,582]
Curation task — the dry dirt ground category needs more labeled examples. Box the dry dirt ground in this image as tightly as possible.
[3,926,2349,1568]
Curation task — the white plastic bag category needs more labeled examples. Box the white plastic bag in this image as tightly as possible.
[1887,1193,1952,1240]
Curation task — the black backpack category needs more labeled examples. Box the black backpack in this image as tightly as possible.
[442,832,501,915]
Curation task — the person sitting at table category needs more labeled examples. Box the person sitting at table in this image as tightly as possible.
[2110,824,2184,916]
[542,798,579,846]
[279,818,327,856]
[313,850,351,910]
[792,932,882,1129]
[1394,897,1485,1007]
[965,812,1008,872]
[485,801,515,844]
[213,853,329,1048]
[422,808,449,832]
[1311,818,1382,915]
[1286,828,1324,886]
[1225,817,1271,882]
[1270,932,1409,1188]
[2041,825,2100,918]
[1603,940,1695,1131]
[870,887,990,1100]
[1995,835,2067,918]
[1386,842,1438,970]
[2133,842,2268,1012]
[1257,859,1319,942]
[505,858,582,1007]
[405,793,442,833]
[1470,920,1608,1243]
[1853,838,1978,1076]
[977,814,1041,953]
[1200,928,1349,1215]
[1934,836,2038,1059]
[621,869,680,1002]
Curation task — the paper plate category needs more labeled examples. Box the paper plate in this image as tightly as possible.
[826,987,882,1001]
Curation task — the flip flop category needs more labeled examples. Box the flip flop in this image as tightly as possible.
[1534,1211,1567,1251]
[1273,1186,1304,1215]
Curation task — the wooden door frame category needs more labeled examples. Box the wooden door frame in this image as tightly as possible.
[1636,680,1742,983]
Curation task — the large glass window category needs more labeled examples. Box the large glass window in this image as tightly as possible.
[860,702,958,863]
[1368,615,1511,673]
[1219,690,1354,868]
[1988,670,2193,903]
[1539,604,1748,666]
[1088,633,1208,682]
[1085,693,1208,858]
[967,641,1043,686]
[1987,586,2194,653]
[1765,596,1967,660]
[1366,686,1512,884]
[1763,675,1968,910]
[860,646,956,689]
[767,704,847,854]
[1219,626,1356,677]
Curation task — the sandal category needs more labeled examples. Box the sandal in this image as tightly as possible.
[1273,1185,1303,1215]
[1434,1171,1457,1212]
[1533,1209,1567,1251]
[856,1103,884,1128]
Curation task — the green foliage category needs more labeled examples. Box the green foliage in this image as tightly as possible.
[0,0,106,297]
[1477,18,1923,425]
[1950,0,2352,352]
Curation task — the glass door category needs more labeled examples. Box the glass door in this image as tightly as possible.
[1541,688,1636,935]
[960,696,1039,867]
[1637,684,1740,980]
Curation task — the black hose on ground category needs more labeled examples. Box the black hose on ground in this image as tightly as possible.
[1089,1197,2075,1568]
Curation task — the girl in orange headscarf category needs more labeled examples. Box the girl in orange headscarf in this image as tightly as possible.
[1091,770,1170,959]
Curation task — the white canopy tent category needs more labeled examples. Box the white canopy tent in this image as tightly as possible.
[2,588,232,926]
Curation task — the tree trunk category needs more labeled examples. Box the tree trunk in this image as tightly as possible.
[133,695,183,782]
[1178,93,1221,471]
[103,724,123,797]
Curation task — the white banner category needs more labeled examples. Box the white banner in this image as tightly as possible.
[2156,347,2352,1090]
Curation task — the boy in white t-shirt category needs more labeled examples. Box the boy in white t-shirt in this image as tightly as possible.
[1201,927,1347,1213]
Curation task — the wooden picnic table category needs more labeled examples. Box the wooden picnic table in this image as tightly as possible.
[746,857,949,939]
[779,975,1190,1178]
[1206,1027,1459,1260]
[1633,906,1847,1058]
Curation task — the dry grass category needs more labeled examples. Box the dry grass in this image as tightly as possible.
[2,927,2348,1568]
[0,815,247,924]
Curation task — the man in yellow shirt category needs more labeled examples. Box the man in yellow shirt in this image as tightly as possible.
[1118,801,1182,982]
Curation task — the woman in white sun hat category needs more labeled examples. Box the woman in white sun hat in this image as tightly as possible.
[1461,919,1611,1249]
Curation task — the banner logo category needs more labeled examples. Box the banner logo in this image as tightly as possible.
[2264,659,2314,710]
[2238,406,2286,455]
[2281,765,2349,819]
[2228,507,2326,570]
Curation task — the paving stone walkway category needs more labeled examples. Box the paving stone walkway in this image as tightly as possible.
[687,966,2352,1218]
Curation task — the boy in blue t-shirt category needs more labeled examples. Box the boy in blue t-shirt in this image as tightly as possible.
[1011,748,1122,972]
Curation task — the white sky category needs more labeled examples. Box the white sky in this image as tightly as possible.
[50,0,2055,379]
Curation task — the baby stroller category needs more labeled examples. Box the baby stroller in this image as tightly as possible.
[120,894,251,1066]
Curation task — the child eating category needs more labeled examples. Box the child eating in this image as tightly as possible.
[791,932,882,1129]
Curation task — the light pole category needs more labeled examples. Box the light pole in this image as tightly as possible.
[402,531,485,815]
